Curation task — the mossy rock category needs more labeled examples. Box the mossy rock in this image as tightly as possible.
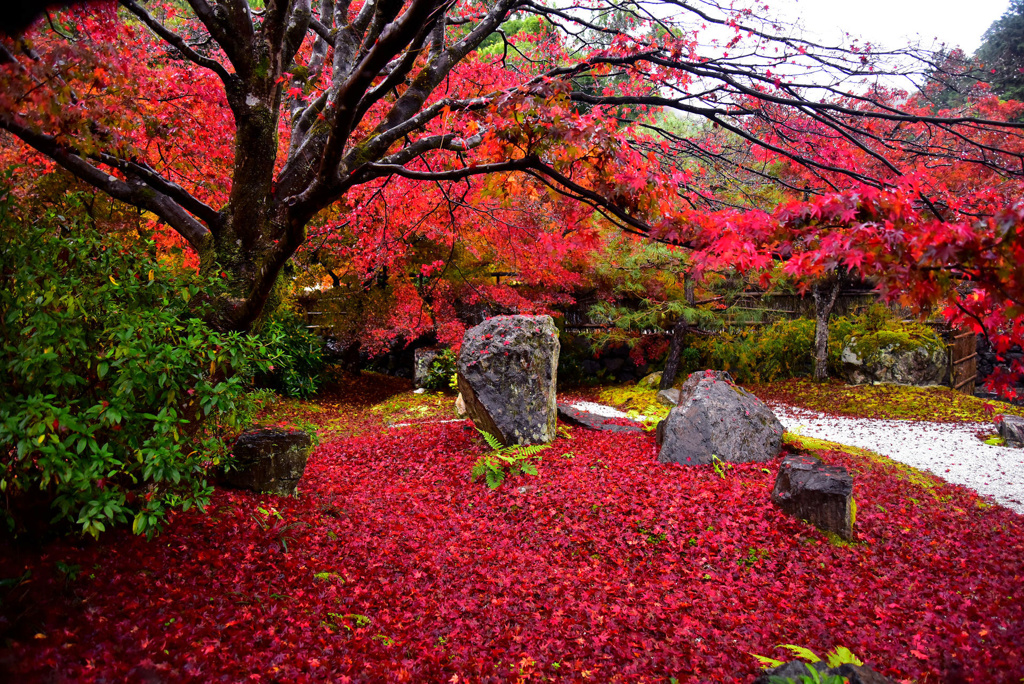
[841,326,947,386]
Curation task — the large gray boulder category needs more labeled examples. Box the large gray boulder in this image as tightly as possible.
[841,335,946,386]
[657,372,783,465]
[771,453,855,540]
[457,315,559,446]
[224,428,314,495]
[998,414,1024,447]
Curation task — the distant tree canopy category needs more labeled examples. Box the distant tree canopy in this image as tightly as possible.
[977,0,1024,102]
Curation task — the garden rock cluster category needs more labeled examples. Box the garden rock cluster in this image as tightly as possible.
[223,428,314,496]
[656,370,783,465]
[998,415,1024,447]
[457,315,559,446]
[752,661,895,684]
[771,453,855,540]
[841,335,946,386]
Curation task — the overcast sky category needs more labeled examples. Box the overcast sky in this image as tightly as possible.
[770,0,1011,53]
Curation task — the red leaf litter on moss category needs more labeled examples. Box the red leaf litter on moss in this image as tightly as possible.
[2,423,1023,682]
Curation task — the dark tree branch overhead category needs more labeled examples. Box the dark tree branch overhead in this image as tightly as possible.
[3,0,1024,331]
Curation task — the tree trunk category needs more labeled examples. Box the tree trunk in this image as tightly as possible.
[660,274,697,390]
[812,275,843,382]
[659,319,689,390]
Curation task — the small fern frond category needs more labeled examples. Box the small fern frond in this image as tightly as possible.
[477,428,503,450]
[750,653,785,669]
[824,646,862,668]
[778,644,822,663]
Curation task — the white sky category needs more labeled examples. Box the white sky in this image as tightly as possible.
[770,0,1011,53]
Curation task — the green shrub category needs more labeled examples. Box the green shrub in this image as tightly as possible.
[256,309,325,398]
[688,307,943,384]
[0,201,271,538]
[423,348,457,392]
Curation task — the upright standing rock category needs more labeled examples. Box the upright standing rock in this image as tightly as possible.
[771,453,855,540]
[457,315,559,445]
[657,371,782,465]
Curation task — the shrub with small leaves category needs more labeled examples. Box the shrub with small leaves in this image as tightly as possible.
[0,197,271,538]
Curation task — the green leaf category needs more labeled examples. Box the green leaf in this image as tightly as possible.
[779,644,822,663]
[750,653,785,669]
[824,646,863,668]
[97,362,108,379]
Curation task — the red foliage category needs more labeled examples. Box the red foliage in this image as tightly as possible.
[2,424,1022,682]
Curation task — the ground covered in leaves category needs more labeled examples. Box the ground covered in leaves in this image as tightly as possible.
[2,377,1023,682]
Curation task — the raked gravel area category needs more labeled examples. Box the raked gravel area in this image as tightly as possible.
[771,404,1024,515]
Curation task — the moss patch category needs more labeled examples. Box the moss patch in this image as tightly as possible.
[752,379,1022,423]
[595,384,671,428]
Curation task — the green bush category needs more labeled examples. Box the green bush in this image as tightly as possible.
[689,308,943,384]
[696,319,819,383]
[423,348,457,391]
[256,309,325,398]
[0,201,271,538]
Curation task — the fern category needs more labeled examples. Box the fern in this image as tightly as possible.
[470,428,550,489]
[824,647,863,668]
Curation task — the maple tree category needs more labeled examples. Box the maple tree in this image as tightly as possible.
[2,0,1024,350]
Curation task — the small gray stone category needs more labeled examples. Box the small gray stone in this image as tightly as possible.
[998,414,1024,447]
[638,371,663,389]
[455,393,468,418]
[224,428,313,496]
[771,453,855,540]
[656,388,680,406]
[457,315,559,446]
[557,403,643,433]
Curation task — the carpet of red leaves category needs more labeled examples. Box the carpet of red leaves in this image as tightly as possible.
[3,418,1024,682]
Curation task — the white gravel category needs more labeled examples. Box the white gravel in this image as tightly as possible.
[773,404,1024,515]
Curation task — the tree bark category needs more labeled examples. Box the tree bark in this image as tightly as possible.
[660,274,696,390]
[659,319,689,390]
[812,275,844,382]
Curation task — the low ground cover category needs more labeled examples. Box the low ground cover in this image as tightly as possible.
[2,379,1022,682]
[747,380,1024,423]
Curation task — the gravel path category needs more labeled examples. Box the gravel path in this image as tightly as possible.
[773,404,1024,515]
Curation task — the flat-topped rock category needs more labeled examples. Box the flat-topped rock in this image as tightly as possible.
[771,453,855,540]
[224,428,314,496]
[557,403,644,433]
[998,414,1024,447]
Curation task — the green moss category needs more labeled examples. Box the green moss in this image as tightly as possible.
[754,379,1022,423]
[596,384,671,428]
[845,324,944,365]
